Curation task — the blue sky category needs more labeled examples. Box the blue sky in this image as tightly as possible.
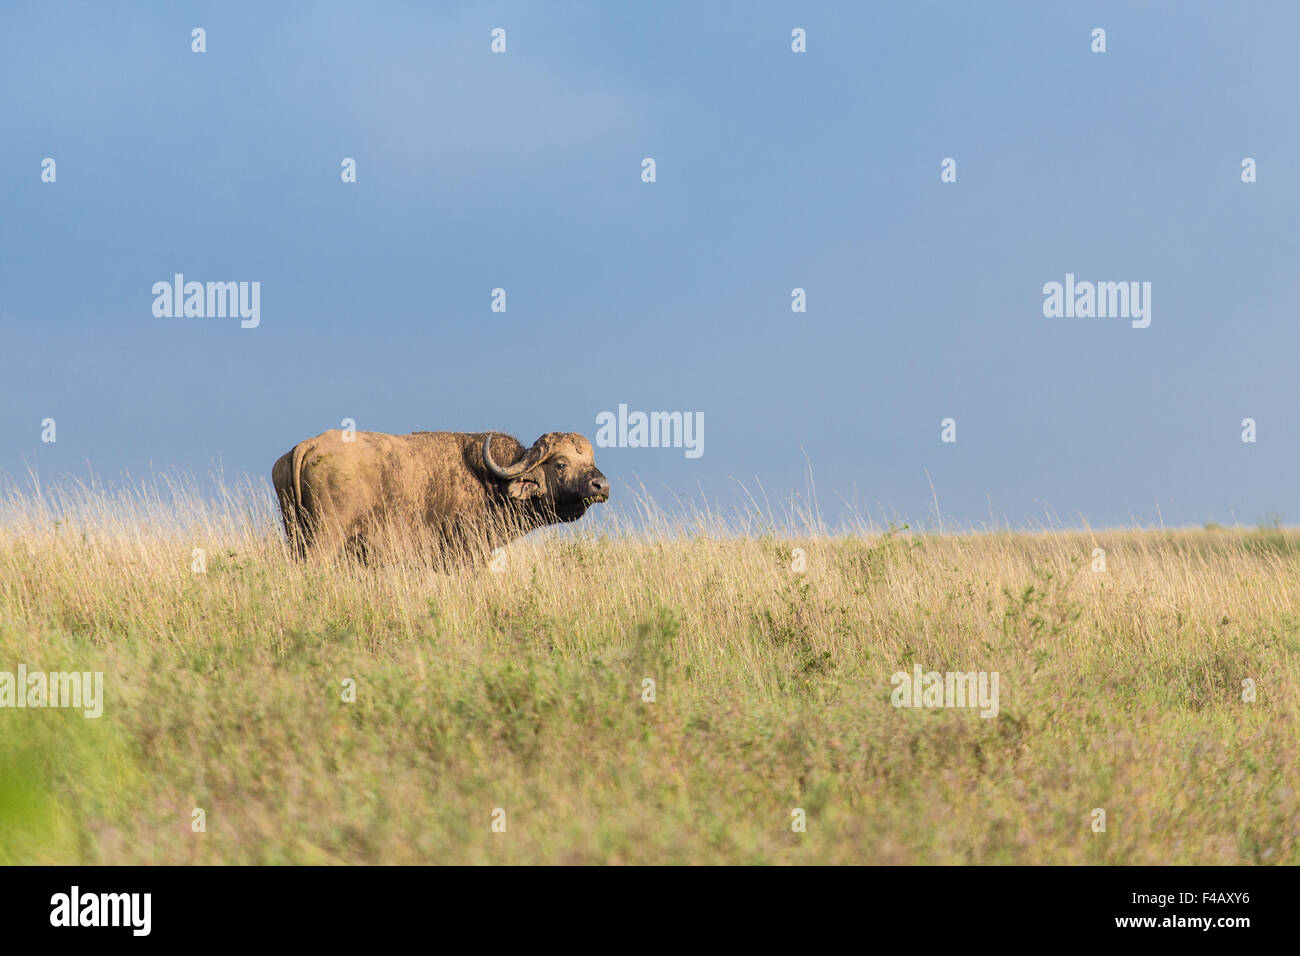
[3,1,1299,529]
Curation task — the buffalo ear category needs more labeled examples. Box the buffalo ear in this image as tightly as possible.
[505,476,543,500]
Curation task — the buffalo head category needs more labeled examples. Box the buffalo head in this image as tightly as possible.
[483,432,609,522]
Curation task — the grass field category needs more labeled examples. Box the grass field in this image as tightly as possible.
[1,477,1296,864]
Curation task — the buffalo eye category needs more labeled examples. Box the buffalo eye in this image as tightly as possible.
[555,461,567,471]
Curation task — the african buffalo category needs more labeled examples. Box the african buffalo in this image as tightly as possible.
[271,429,609,562]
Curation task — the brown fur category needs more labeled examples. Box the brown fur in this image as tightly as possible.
[272,430,608,563]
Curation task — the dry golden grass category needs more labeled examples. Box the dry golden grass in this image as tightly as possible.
[0,475,1296,864]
